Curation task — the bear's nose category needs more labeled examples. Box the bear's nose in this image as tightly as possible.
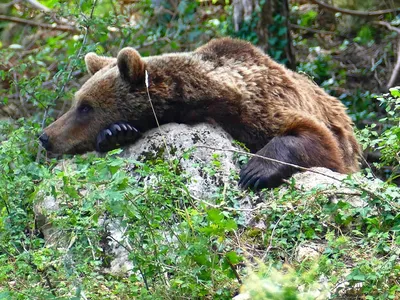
[39,133,50,150]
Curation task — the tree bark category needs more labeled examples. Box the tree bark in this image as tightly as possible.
[232,0,296,69]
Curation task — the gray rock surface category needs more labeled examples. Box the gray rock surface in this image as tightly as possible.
[121,123,241,199]
[288,167,371,208]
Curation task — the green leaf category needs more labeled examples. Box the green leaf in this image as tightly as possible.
[0,291,11,299]
[207,208,223,223]
[346,269,366,282]
[225,251,242,264]
[389,88,400,98]
[224,219,237,231]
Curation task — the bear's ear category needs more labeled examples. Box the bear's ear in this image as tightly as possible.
[117,48,145,83]
[85,53,116,76]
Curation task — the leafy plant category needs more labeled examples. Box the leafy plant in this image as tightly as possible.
[359,87,400,182]
[238,264,328,300]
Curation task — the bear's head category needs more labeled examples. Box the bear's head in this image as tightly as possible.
[40,48,147,154]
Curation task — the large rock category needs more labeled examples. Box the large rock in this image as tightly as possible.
[120,123,241,199]
[34,122,374,278]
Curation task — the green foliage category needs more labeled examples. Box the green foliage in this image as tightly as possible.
[374,88,400,177]
[326,176,400,299]
[3,120,398,298]
[0,128,244,298]
[296,44,380,124]
[297,48,345,87]
[354,25,375,46]
[341,90,378,124]
[226,0,291,65]
[238,264,328,299]
[268,14,289,65]
[242,174,400,299]
[225,4,260,44]
[299,10,318,27]
[359,87,400,182]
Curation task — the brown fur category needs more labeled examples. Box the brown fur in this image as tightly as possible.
[42,38,360,179]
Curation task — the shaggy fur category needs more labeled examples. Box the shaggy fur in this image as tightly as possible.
[41,37,361,189]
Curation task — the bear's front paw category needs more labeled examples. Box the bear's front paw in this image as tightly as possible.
[239,157,286,190]
[96,122,141,152]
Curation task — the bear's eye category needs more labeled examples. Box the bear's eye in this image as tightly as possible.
[78,104,93,114]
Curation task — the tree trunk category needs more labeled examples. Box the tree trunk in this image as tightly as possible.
[232,0,296,69]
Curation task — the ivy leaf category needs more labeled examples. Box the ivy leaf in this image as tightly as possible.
[346,269,366,282]
[225,251,242,265]
[207,208,223,223]
[389,88,400,98]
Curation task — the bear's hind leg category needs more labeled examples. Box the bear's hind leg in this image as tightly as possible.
[239,115,345,190]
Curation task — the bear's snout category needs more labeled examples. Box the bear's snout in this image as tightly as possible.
[39,133,51,151]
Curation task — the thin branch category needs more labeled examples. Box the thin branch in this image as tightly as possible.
[145,70,172,160]
[387,39,400,88]
[55,0,96,117]
[38,0,96,162]
[0,15,78,33]
[375,20,400,34]
[375,21,400,88]
[3,0,20,8]
[225,257,242,284]
[289,23,337,35]
[195,145,388,202]
[2,195,10,215]
[195,145,344,183]
[20,242,57,298]
[107,234,150,291]
[25,0,50,12]
[263,210,291,260]
[310,0,400,17]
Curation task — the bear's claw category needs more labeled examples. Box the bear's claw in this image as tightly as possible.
[238,156,287,190]
[96,121,141,152]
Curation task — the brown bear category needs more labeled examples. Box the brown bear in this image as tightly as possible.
[40,37,361,190]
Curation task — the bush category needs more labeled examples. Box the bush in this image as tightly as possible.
[359,87,400,183]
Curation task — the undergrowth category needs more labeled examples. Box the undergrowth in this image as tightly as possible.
[1,113,400,299]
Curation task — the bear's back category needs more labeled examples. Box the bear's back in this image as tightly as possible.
[195,37,266,64]
[197,39,351,123]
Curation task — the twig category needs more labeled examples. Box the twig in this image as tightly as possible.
[87,236,96,260]
[0,15,78,33]
[12,70,29,118]
[25,0,50,12]
[195,145,344,183]
[310,0,400,16]
[225,257,242,284]
[107,234,150,291]
[145,70,172,160]
[55,0,97,116]
[37,0,95,160]
[198,198,257,212]
[2,197,10,215]
[36,108,47,162]
[289,23,336,35]
[2,0,20,8]
[375,21,400,88]
[375,20,400,34]
[263,210,291,260]
[21,241,57,297]
[137,36,171,49]
[195,145,388,202]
